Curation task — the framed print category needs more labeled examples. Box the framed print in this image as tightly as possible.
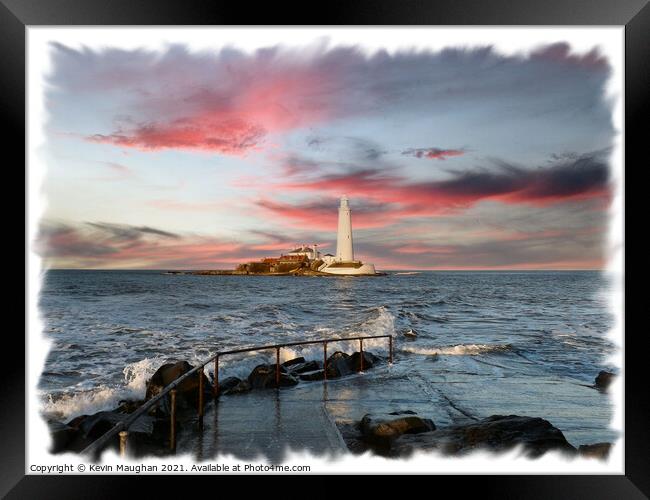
[4,0,647,496]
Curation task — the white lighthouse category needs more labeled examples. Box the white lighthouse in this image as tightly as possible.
[336,195,354,262]
[320,196,377,275]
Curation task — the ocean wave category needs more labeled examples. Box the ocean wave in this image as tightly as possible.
[41,356,166,421]
[401,343,513,356]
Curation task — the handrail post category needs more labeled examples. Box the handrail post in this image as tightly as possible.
[213,356,220,398]
[323,341,328,381]
[389,336,393,364]
[276,347,281,388]
[359,339,364,372]
[170,389,177,453]
[119,431,128,458]
[198,366,204,431]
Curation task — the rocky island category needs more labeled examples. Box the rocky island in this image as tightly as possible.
[166,197,384,277]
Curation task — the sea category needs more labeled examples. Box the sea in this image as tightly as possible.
[37,270,620,447]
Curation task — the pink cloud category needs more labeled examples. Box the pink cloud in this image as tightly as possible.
[85,59,337,155]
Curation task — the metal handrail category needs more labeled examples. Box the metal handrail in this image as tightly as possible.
[81,334,393,457]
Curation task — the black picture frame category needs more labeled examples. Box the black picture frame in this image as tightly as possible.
[5,0,645,496]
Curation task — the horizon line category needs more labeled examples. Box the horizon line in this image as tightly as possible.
[43,267,605,272]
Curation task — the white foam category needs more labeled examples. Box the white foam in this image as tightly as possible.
[41,356,166,421]
[41,308,398,420]
[402,344,513,356]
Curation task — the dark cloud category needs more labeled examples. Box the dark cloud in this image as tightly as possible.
[277,150,611,209]
[306,135,387,162]
[402,147,465,160]
[85,222,180,240]
[530,42,609,71]
[36,221,181,262]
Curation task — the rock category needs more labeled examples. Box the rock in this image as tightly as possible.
[282,357,306,368]
[248,364,299,389]
[48,420,77,453]
[578,442,612,460]
[115,399,145,414]
[145,361,212,410]
[392,415,577,458]
[56,410,158,453]
[404,329,418,339]
[347,351,380,372]
[360,411,436,446]
[218,376,241,393]
[337,422,371,455]
[289,360,323,374]
[223,379,252,395]
[77,411,155,439]
[595,371,615,391]
[299,370,325,381]
[325,351,352,378]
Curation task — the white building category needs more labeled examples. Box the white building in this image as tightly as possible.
[319,196,377,275]
[285,245,320,260]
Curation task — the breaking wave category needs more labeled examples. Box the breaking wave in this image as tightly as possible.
[401,343,513,356]
[41,356,166,421]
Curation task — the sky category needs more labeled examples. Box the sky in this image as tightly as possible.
[35,37,616,270]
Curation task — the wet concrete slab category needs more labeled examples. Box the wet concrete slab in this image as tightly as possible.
[175,383,348,462]
[174,363,468,461]
[173,360,616,461]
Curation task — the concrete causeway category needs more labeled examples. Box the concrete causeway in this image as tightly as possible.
[176,383,348,462]
[174,364,460,462]
[172,360,617,462]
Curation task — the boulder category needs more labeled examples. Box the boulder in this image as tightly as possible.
[595,371,615,391]
[248,364,299,389]
[218,376,241,393]
[48,420,78,454]
[360,411,436,446]
[74,411,155,440]
[223,379,252,395]
[145,361,212,410]
[282,357,305,368]
[55,409,159,453]
[393,415,577,458]
[403,329,418,339]
[289,360,323,374]
[325,351,352,378]
[578,442,612,460]
[299,370,325,381]
[115,399,145,414]
[347,351,380,372]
